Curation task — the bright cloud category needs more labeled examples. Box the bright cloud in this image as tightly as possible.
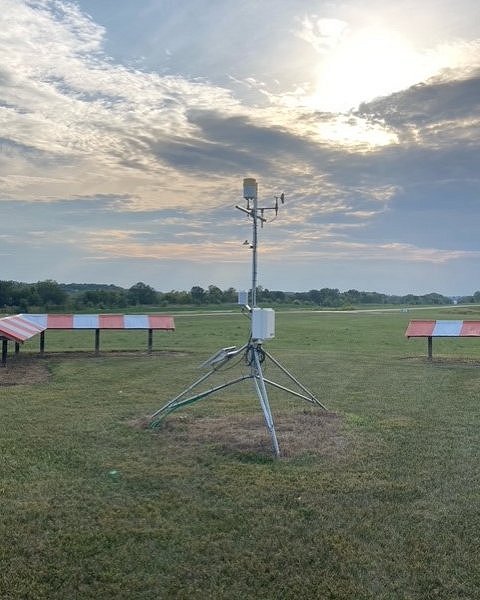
[0,0,245,207]
[296,14,480,112]
[296,16,349,53]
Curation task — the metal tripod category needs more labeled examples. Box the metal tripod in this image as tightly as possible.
[149,337,326,457]
[149,178,327,457]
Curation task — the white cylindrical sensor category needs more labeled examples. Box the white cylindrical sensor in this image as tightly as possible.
[243,177,258,200]
[237,290,249,305]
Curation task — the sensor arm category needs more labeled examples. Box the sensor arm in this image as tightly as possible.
[235,205,267,222]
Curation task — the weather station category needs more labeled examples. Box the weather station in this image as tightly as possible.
[149,178,326,457]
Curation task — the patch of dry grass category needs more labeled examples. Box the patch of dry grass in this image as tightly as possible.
[0,356,50,387]
[132,410,345,459]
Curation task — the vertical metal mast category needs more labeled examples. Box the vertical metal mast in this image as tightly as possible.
[251,193,258,308]
[239,178,280,457]
[242,177,260,309]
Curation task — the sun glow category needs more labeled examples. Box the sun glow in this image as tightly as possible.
[298,19,480,114]
[310,28,431,112]
[315,114,397,148]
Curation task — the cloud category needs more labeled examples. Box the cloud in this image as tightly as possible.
[294,2,480,111]
[85,232,247,263]
[268,239,480,264]
[295,16,349,53]
[357,70,480,149]
[0,0,246,207]
[0,0,406,212]
[345,71,480,210]
[0,0,418,219]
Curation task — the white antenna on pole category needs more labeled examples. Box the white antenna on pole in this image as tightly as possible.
[149,178,327,458]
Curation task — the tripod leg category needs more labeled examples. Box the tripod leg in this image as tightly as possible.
[150,368,217,419]
[262,349,327,409]
[252,348,280,458]
[150,374,252,426]
[262,377,322,404]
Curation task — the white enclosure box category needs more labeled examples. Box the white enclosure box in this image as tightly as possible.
[243,177,258,199]
[251,308,275,341]
[237,290,249,306]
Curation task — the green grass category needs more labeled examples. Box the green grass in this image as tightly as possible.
[1,308,480,599]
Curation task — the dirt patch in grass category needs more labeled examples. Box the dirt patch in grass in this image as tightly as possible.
[400,356,480,367]
[430,356,480,367]
[0,356,50,386]
[39,350,188,360]
[134,410,345,459]
[0,350,187,386]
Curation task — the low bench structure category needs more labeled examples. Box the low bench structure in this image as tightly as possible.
[405,320,480,358]
[0,313,175,366]
[0,314,46,365]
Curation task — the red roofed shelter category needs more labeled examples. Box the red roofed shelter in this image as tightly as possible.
[0,314,175,365]
[0,315,46,366]
[405,319,480,358]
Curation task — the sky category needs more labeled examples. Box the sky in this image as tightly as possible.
[1,0,479,296]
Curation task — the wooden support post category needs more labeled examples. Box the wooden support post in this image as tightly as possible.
[2,339,7,367]
[15,342,20,355]
[148,329,153,353]
[40,331,45,355]
[95,329,100,354]
[427,336,433,359]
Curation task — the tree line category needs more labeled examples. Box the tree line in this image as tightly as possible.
[1,279,478,312]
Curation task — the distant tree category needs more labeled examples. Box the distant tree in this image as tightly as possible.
[34,280,68,307]
[421,293,452,305]
[308,288,341,307]
[21,285,41,311]
[255,285,264,301]
[0,280,15,307]
[160,290,183,304]
[359,291,388,304]
[269,290,285,302]
[161,290,191,305]
[403,294,422,305]
[75,289,128,309]
[207,285,223,304]
[293,291,309,303]
[343,289,362,304]
[223,287,237,303]
[190,285,206,304]
[176,290,192,304]
[128,282,158,305]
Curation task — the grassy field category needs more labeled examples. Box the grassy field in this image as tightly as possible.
[1,307,479,599]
